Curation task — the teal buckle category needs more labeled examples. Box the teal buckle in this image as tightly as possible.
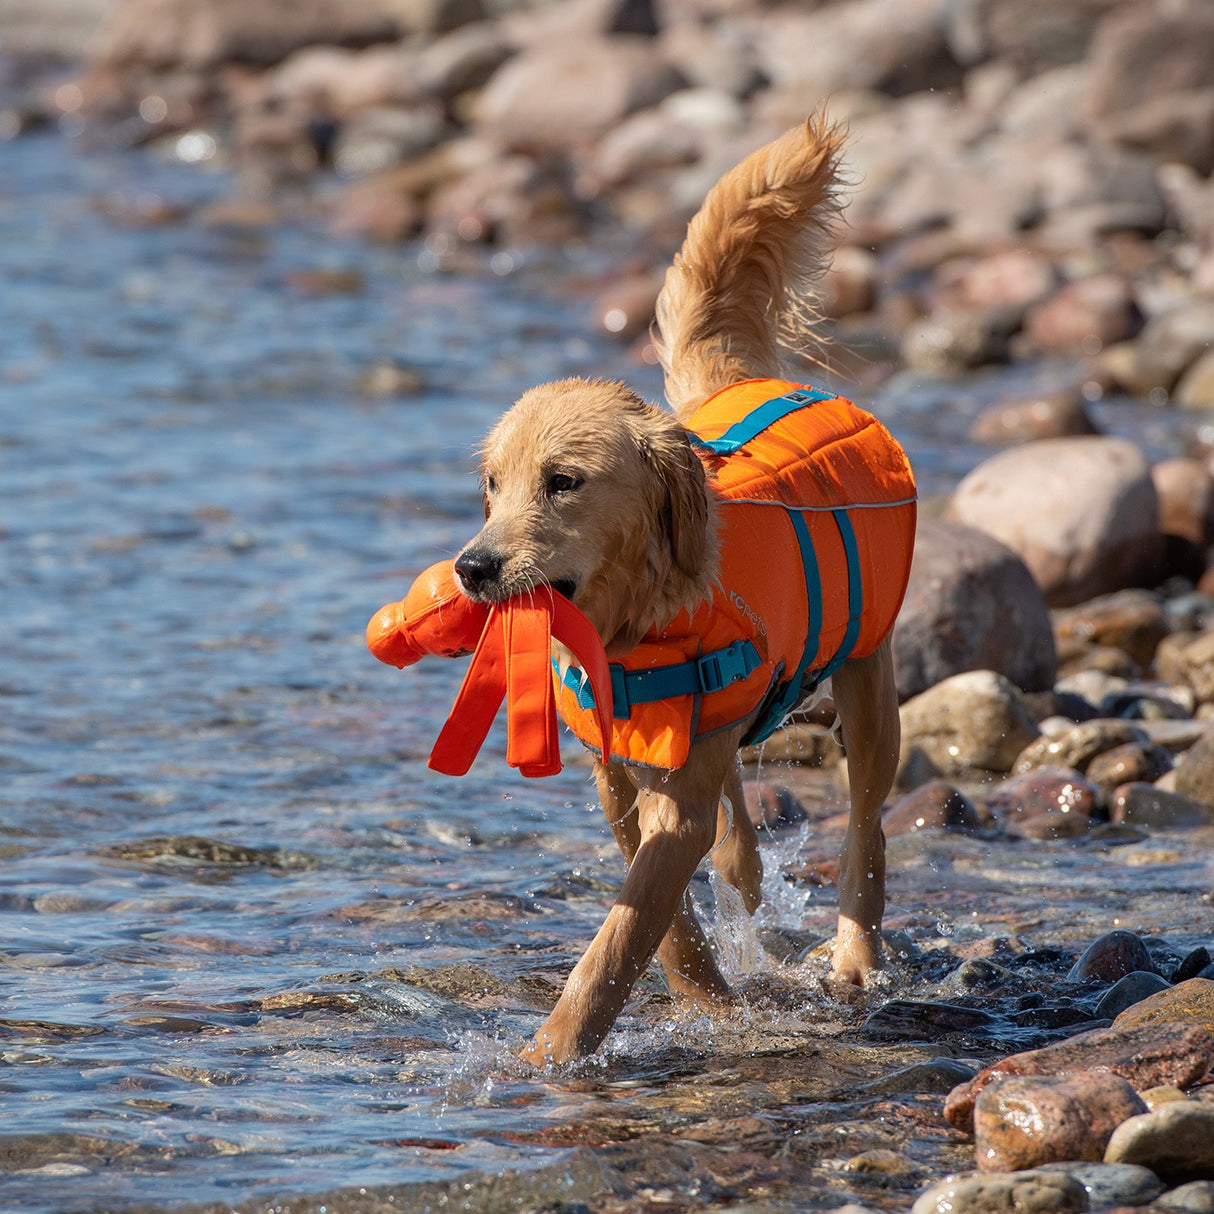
[696,640,761,693]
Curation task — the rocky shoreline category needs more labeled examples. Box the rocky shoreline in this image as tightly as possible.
[3,0,1214,1210]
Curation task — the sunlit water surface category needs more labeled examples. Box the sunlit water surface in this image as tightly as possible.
[1,132,1210,1214]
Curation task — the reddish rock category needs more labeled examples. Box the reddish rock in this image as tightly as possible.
[1067,930,1159,983]
[1013,719,1151,777]
[743,782,807,830]
[944,1020,1214,1133]
[1022,274,1142,358]
[1084,741,1172,794]
[883,782,983,836]
[1053,590,1171,673]
[969,391,1099,447]
[974,1071,1146,1171]
[982,768,1101,839]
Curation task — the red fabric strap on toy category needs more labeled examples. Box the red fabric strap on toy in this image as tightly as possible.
[427,589,613,778]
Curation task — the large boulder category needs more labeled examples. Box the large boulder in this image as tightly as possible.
[892,518,1056,699]
[946,437,1163,607]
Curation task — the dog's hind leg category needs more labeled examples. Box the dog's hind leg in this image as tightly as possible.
[711,760,762,915]
[827,635,899,987]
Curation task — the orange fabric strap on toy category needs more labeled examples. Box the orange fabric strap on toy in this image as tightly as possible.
[428,590,613,778]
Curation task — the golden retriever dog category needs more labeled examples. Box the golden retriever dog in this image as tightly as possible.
[452,116,912,1065]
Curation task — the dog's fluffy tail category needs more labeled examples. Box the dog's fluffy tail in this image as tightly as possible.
[653,115,845,421]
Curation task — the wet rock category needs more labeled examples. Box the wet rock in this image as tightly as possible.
[1130,302,1214,397]
[945,437,1163,608]
[1022,273,1142,358]
[892,518,1058,701]
[974,1071,1146,1171]
[969,391,1099,447]
[1085,740,1173,794]
[1111,782,1214,829]
[1013,718,1149,776]
[1053,590,1171,674]
[939,958,1022,997]
[1157,633,1214,706]
[912,1169,1088,1214]
[1176,948,1214,983]
[843,1147,918,1176]
[1104,1100,1214,1183]
[1037,1161,1163,1209]
[475,35,683,151]
[1172,728,1214,805]
[1095,971,1175,1020]
[1141,1084,1192,1111]
[1113,977,1214,1034]
[859,1057,979,1097]
[1083,2,1214,174]
[862,999,1005,1042]
[882,781,984,836]
[1067,929,1160,983]
[944,1020,1214,1134]
[982,768,1101,840]
[1157,1180,1214,1212]
[742,782,807,830]
[897,670,1041,786]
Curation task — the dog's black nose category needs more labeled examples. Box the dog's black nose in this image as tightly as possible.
[454,549,503,595]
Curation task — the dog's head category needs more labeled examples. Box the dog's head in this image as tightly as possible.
[454,378,717,654]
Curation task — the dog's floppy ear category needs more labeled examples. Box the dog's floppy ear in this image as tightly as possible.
[639,423,710,580]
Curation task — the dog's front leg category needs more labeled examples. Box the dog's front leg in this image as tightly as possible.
[520,732,740,1065]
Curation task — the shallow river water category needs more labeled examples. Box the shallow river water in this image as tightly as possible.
[2,131,1213,1214]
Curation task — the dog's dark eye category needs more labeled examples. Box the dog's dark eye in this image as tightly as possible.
[484,475,497,495]
[547,473,582,497]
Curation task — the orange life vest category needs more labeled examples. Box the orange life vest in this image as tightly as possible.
[555,379,917,770]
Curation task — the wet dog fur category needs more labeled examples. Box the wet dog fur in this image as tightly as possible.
[454,117,901,1064]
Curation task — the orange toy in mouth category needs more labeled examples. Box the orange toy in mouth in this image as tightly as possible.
[366,560,613,777]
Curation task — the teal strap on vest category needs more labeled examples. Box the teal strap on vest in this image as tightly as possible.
[558,639,762,720]
[744,506,864,745]
[689,387,833,455]
[812,508,864,685]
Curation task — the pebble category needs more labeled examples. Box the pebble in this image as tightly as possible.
[1084,739,1173,793]
[1067,929,1159,983]
[944,1020,1214,1134]
[1013,718,1150,776]
[1171,729,1214,807]
[912,1169,1088,1214]
[973,1071,1146,1171]
[858,1057,979,1097]
[1104,1100,1214,1183]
